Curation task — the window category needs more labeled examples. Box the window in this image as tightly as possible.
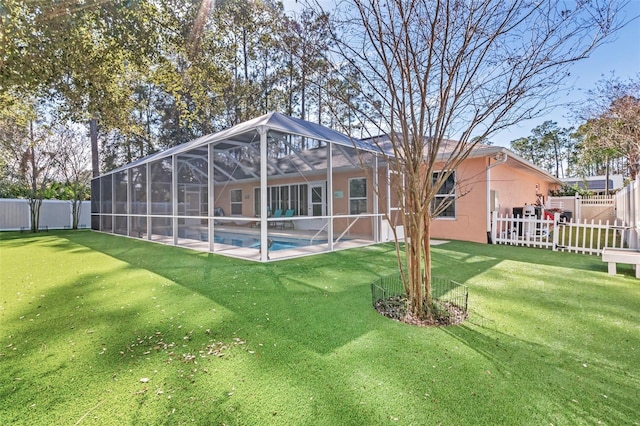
[257,184,309,216]
[230,189,242,215]
[349,178,367,214]
[432,171,456,218]
[311,184,324,216]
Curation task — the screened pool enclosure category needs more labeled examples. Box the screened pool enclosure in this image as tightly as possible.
[91,112,395,261]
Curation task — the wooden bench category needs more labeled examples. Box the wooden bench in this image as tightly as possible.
[602,247,640,278]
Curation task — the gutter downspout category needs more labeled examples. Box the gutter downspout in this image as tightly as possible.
[486,152,508,242]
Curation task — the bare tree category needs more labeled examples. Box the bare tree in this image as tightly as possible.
[0,101,57,232]
[576,75,640,179]
[54,125,92,229]
[328,0,627,319]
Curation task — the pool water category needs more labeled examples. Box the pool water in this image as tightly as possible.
[212,231,326,251]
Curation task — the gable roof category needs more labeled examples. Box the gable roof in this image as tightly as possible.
[362,133,562,184]
[458,145,562,184]
[561,174,624,191]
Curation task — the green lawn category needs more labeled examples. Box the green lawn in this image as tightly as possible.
[1,231,638,425]
[556,223,625,250]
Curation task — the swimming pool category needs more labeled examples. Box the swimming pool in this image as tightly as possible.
[212,231,327,251]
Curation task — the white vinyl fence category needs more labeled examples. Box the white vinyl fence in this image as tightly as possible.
[614,177,640,249]
[546,194,614,222]
[581,195,615,205]
[491,211,627,255]
[0,198,90,231]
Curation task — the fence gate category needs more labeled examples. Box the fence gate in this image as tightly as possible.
[491,211,627,255]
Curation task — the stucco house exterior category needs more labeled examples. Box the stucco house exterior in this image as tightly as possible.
[430,144,562,243]
[90,112,561,261]
[365,135,563,244]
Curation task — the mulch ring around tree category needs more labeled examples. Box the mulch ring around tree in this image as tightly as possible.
[374,295,468,326]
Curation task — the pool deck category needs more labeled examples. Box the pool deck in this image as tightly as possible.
[143,224,377,262]
[115,223,449,262]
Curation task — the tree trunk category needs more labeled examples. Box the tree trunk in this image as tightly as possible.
[605,154,610,196]
[423,219,432,309]
[287,53,294,116]
[90,118,99,178]
[403,184,431,318]
[29,198,42,233]
[71,199,81,229]
[407,232,422,316]
[242,28,249,81]
[28,121,40,233]
[29,199,37,233]
[301,67,306,121]
[553,139,560,178]
[319,80,322,124]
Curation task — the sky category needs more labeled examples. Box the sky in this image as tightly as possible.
[282,0,640,147]
[490,1,640,146]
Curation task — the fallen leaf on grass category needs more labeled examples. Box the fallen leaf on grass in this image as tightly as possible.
[134,387,148,395]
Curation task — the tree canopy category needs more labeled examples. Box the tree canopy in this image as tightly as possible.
[514,74,640,181]
[575,75,640,179]
[510,121,578,178]
[0,0,343,173]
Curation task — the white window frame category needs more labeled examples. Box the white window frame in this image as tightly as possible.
[230,188,242,216]
[349,177,368,215]
[433,171,456,219]
[255,184,309,216]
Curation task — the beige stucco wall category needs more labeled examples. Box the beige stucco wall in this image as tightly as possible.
[429,156,559,244]
[211,154,560,245]
[212,168,378,236]
[490,162,557,216]
[429,157,489,243]
[213,172,325,217]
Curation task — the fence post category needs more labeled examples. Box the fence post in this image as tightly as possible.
[491,210,498,244]
[552,212,560,251]
[633,176,640,249]
[574,193,581,222]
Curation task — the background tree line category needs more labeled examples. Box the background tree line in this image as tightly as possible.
[0,0,372,229]
[2,1,635,205]
[510,74,640,185]
[0,1,369,173]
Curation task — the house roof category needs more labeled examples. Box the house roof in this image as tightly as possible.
[561,174,624,191]
[101,112,380,178]
[460,145,563,184]
[362,134,562,184]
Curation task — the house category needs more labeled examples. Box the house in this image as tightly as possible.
[560,174,624,195]
[430,144,562,243]
[363,135,563,244]
[90,112,562,261]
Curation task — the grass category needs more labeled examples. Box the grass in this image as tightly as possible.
[555,222,625,250]
[0,231,638,425]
